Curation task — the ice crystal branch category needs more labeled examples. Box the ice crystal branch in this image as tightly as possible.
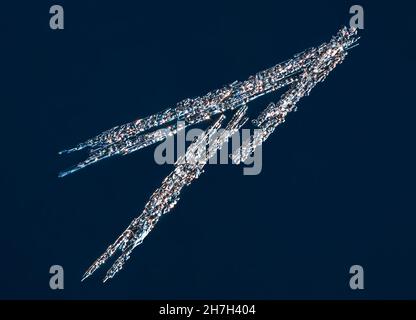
[82,106,248,282]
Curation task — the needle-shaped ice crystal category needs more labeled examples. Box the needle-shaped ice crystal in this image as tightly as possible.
[59,26,359,282]
[82,106,248,282]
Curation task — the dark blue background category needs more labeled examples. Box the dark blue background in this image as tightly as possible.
[1,1,415,299]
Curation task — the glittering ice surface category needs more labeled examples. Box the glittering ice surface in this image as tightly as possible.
[60,27,359,282]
